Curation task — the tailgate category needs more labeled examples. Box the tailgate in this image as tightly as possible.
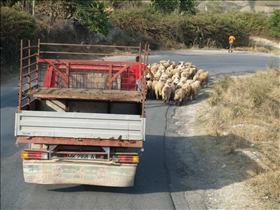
[15,111,146,141]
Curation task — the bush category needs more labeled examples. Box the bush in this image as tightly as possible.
[0,7,37,64]
[268,9,280,38]
[110,8,250,49]
[233,11,269,36]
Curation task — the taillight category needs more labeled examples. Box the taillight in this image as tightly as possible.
[21,151,48,160]
[114,156,139,163]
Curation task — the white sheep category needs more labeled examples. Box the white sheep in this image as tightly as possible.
[197,69,204,77]
[189,80,201,101]
[176,81,184,89]
[182,83,192,102]
[174,88,185,106]
[199,71,209,88]
[172,72,180,81]
[162,81,172,103]
[146,80,154,99]
[154,81,165,100]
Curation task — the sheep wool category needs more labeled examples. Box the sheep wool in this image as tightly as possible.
[162,81,172,103]
[174,88,185,106]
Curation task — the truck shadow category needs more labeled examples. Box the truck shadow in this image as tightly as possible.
[48,133,264,195]
[49,92,264,195]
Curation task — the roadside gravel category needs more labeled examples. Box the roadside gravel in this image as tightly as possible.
[170,89,267,210]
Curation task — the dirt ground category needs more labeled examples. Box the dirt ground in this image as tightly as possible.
[171,89,270,209]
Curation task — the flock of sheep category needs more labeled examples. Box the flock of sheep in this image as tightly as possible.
[144,60,209,106]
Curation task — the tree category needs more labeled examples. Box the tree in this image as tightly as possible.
[150,0,180,13]
[0,6,37,64]
[75,0,110,35]
[268,9,280,37]
[150,0,197,14]
[34,0,110,35]
[179,0,198,14]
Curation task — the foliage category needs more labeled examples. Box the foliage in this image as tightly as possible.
[179,0,198,15]
[110,8,250,49]
[75,0,110,35]
[150,0,180,13]
[150,0,197,14]
[232,11,269,36]
[103,0,144,9]
[35,0,110,35]
[204,0,224,13]
[268,9,280,38]
[0,6,37,64]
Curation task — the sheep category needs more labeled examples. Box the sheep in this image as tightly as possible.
[170,82,176,101]
[153,70,162,81]
[171,61,176,68]
[193,74,199,82]
[177,61,185,70]
[188,67,196,79]
[172,72,180,81]
[171,68,180,76]
[154,81,165,100]
[182,83,192,102]
[174,88,185,106]
[172,77,180,86]
[180,76,188,84]
[166,65,174,71]
[146,80,154,99]
[199,71,209,88]
[197,69,204,77]
[160,72,169,81]
[162,60,171,69]
[158,63,166,71]
[145,73,152,81]
[150,63,159,74]
[184,62,192,67]
[181,71,190,78]
[162,81,172,103]
[189,80,201,101]
[176,81,184,89]
[144,60,209,104]
[186,79,195,85]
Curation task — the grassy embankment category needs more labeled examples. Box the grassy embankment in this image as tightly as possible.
[204,68,280,208]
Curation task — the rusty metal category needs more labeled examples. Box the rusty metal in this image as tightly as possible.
[22,161,137,186]
[16,136,143,148]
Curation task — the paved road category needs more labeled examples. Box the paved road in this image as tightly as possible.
[1,50,279,209]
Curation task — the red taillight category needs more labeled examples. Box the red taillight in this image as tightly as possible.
[21,151,48,159]
[118,156,139,163]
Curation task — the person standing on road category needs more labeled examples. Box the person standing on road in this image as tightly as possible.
[228,34,236,53]
[132,55,147,91]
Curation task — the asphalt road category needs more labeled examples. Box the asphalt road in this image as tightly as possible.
[1,50,279,210]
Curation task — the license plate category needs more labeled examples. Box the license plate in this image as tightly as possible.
[67,154,96,160]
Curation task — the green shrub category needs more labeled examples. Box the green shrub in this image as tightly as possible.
[110,7,250,49]
[268,9,280,38]
[233,11,269,36]
[0,7,37,64]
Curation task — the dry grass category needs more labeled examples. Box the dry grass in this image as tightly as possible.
[235,46,280,55]
[206,69,280,207]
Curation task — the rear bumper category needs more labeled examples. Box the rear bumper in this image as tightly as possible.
[23,160,137,187]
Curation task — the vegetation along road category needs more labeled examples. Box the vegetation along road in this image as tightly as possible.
[1,50,279,209]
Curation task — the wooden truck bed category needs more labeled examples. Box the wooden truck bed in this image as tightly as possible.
[24,88,143,102]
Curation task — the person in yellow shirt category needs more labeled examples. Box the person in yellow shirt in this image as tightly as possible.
[228,34,236,53]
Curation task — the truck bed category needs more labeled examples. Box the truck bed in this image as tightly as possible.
[24,88,143,102]
[15,110,146,141]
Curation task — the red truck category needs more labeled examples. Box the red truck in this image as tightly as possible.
[14,39,150,187]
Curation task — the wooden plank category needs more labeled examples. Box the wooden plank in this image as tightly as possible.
[24,88,143,102]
